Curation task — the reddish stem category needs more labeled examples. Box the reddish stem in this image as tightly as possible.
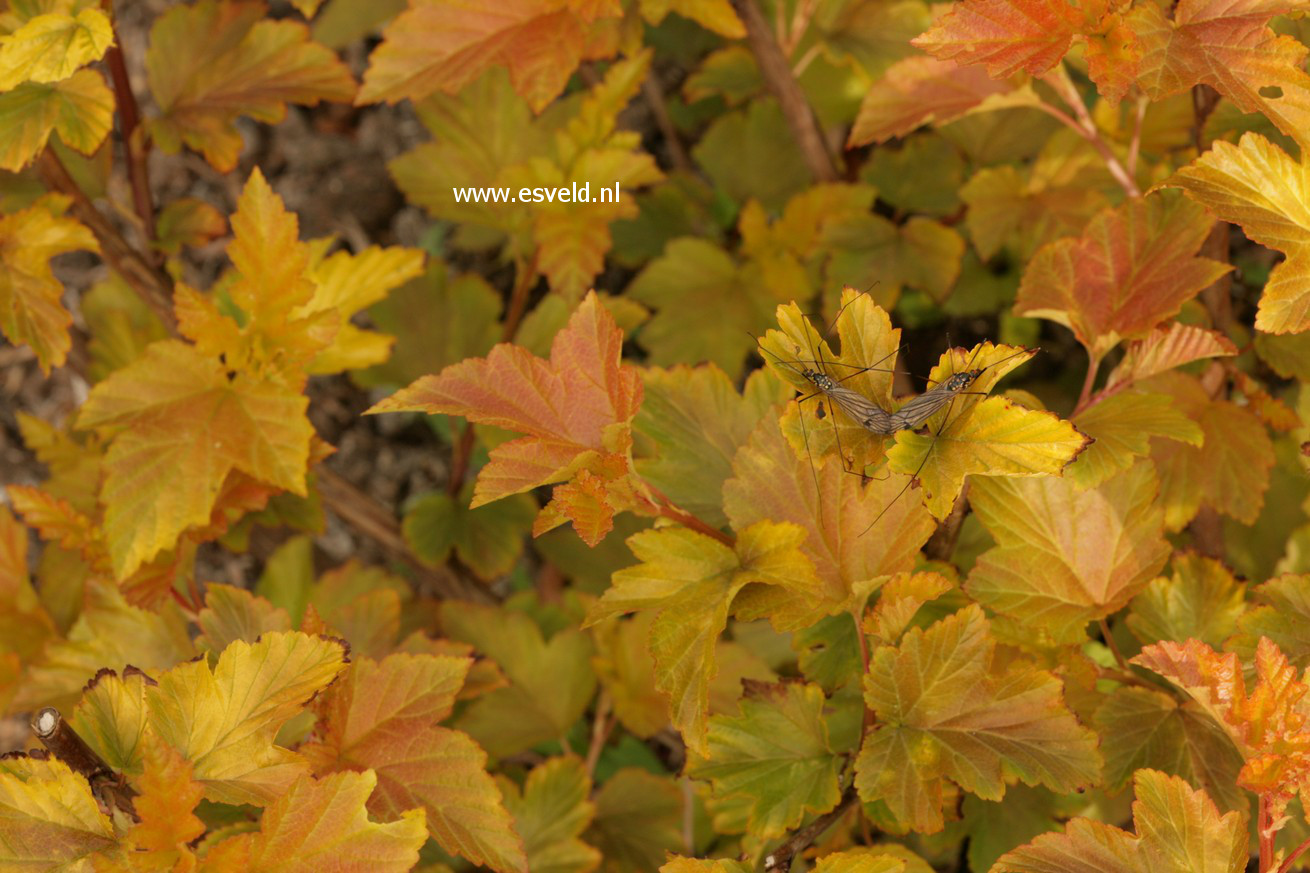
[853,609,874,734]
[1036,70,1141,198]
[1073,353,1100,416]
[1260,796,1274,873]
[103,20,157,253]
[584,689,613,779]
[1100,618,1129,671]
[1278,834,1310,873]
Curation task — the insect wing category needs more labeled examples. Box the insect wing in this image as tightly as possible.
[825,383,898,435]
[888,384,958,431]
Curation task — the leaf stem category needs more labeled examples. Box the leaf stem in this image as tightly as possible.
[763,785,858,871]
[1260,795,1274,872]
[1126,93,1148,180]
[729,0,838,182]
[584,688,613,779]
[103,18,157,254]
[1277,834,1310,873]
[1073,352,1100,415]
[1099,618,1129,671]
[640,74,692,174]
[1038,68,1140,198]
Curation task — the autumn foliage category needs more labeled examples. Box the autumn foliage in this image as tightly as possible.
[8,0,1310,871]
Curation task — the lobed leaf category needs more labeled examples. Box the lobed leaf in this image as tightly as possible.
[0,8,113,90]
[854,605,1101,832]
[0,755,115,870]
[1164,133,1310,333]
[966,462,1169,643]
[1125,553,1246,650]
[358,0,621,111]
[500,756,599,873]
[1104,322,1237,391]
[583,768,683,870]
[1068,392,1202,490]
[993,769,1246,873]
[911,0,1094,78]
[1233,574,1310,668]
[0,193,98,371]
[147,631,349,805]
[688,681,842,840]
[302,652,528,872]
[146,0,355,170]
[1016,195,1231,362]
[205,770,427,872]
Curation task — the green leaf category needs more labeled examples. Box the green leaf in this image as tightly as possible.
[1067,391,1203,489]
[860,133,964,217]
[0,68,113,172]
[993,769,1246,873]
[583,768,684,872]
[1125,553,1245,649]
[444,602,596,759]
[1094,686,1245,812]
[965,462,1170,644]
[70,666,152,775]
[688,681,842,839]
[501,756,600,873]
[691,98,812,212]
[1231,573,1310,668]
[854,605,1101,833]
[587,522,820,753]
[634,365,789,528]
[403,487,536,580]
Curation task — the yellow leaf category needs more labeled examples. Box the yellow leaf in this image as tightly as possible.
[887,344,1088,519]
[78,340,313,578]
[1165,133,1310,334]
[146,0,355,171]
[127,734,206,853]
[210,770,428,873]
[0,9,114,90]
[0,68,114,171]
[0,755,115,869]
[147,631,349,805]
[300,243,425,374]
[1068,391,1203,489]
[0,193,97,371]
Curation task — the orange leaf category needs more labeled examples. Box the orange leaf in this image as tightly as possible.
[303,653,528,872]
[536,468,615,546]
[358,0,622,111]
[0,194,98,372]
[912,0,1091,78]
[848,55,1026,146]
[129,736,205,852]
[1104,322,1237,391]
[368,291,642,508]
[146,0,355,171]
[1128,0,1310,152]
[78,340,312,578]
[1016,194,1231,361]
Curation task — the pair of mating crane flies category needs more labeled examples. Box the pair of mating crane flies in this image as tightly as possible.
[756,297,1032,532]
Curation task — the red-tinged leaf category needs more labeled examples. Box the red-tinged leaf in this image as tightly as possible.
[911,0,1092,78]
[128,735,206,853]
[854,605,1101,833]
[1147,371,1273,529]
[154,197,227,255]
[0,193,98,372]
[146,0,356,171]
[0,8,114,89]
[0,755,116,869]
[208,770,427,872]
[1133,637,1310,823]
[1164,133,1310,333]
[358,0,622,111]
[1104,322,1238,391]
[537,468,615,546]
[368,291,642,507]
[1232,370,1301,432]
[848,55,1030,146]
[723,417,936,625]
[302,653,528,873]
[1083,13,1139,104]
[77,340,312,579]
[1016,194,1230,361]
[7,484,98,559]
[1129,0,1310,153]
[586,522,821,753]
[993,769,1247,873]
[965,463,1169,644]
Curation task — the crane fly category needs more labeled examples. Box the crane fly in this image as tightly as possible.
[860,342,1037,535]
